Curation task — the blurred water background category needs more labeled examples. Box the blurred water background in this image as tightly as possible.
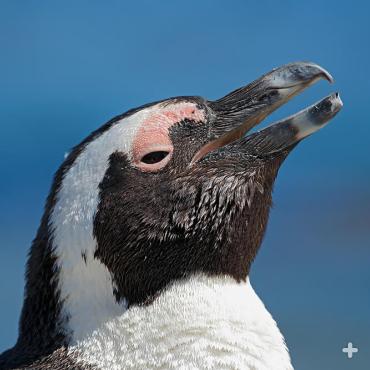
[0,1,369,368]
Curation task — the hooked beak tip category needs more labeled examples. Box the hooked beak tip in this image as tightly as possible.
[265,61,334,90]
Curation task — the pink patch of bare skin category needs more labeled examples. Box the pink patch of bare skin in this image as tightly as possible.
[132,103,205,172]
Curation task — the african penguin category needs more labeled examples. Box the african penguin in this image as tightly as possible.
[0,62,342,370]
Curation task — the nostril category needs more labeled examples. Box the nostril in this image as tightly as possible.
[258,90,279,102]
[258,94,268,101]
[141,151,170,164]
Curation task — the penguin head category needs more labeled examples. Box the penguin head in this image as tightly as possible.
[75,62,341,306]
[49,63,342,317]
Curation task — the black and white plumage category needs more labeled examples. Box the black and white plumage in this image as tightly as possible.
[0,62,342,370]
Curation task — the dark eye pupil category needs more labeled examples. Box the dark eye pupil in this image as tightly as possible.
[141,151,169,164]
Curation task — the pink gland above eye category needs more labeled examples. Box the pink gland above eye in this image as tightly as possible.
[132,130,173,171]
[131,102,204,172]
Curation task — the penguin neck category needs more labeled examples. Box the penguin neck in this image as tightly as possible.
[69,274,292,370]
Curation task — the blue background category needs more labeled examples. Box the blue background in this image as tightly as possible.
[0,1,369,369]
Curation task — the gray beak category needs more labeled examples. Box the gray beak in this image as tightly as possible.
[192,62,342,163]
[241,92,343,156]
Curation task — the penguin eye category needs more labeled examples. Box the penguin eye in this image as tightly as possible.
[140,151,170,164]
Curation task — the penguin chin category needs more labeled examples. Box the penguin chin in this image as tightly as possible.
[94,143,285,308]
[94,153,274,306]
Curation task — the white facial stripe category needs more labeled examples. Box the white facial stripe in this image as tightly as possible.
[51,106,155,341]
[50,101,205,342]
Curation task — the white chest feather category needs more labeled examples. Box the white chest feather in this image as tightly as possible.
[69,275,293,370]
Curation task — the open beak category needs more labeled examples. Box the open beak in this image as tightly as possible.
[192,62,342,163]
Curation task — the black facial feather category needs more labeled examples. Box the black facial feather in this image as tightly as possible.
[93,119,290,306]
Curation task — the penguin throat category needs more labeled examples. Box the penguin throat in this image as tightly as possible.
[67,274,293,370]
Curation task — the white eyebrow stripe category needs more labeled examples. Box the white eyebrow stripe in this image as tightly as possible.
[50,106,151,341]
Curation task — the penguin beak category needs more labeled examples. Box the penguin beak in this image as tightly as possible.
[192,62,343,163]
